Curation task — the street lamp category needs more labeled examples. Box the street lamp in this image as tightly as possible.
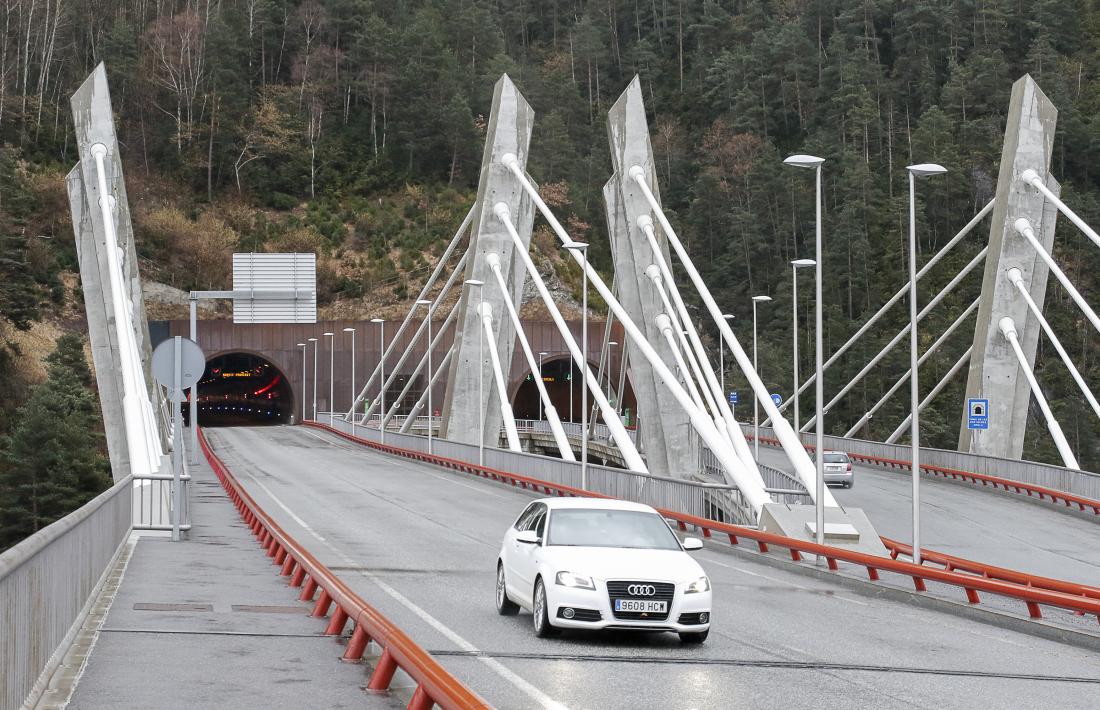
[416,299,432,451]
[370,318,386,443]
[323,332,335,426]
[906,162,946,565]
[464,280,484,464]
[784,153,826,549]
[720,314,734,410]
[563,242,590,490]
[538,351,548,421]
[308,337,318,420]
[751,295,772,460]
[789,259,816,432]
[343,327,356,428]
[297,343,307,423]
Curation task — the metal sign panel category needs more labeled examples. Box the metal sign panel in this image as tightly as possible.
[729,391,738,404]
[771,393,783,406]
[967,398,989,430]
[232,253,317,323]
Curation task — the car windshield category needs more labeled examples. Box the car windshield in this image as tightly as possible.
[823,453,849,463]
[546,509,681,550]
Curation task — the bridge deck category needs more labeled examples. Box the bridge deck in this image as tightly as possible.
[754,446,1100,587]
[65,452,396,710]
[192,425,1098,709]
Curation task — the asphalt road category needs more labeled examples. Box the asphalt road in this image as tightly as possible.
[206,426,1100,710]
[754,445,1100,587]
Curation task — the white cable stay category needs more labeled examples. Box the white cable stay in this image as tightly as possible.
[379,299,461,429]
[399,348,455,434]
[997,317,1079,469]
[347,205,475,419]
[654,313,707,412]
[1020,169,1100,251]
[765,199,995,426]
[362,249,471,422]
[497,169,764,504]
[494,203,648,472]
[487,252,576,461]
[801,247,987,432]
[625,165,834,510]
[646,267,715,415]
[886,346,973,443]
[845,298,979,437]
[1007,267,1100,423]
[1014,218,1100,337]
[477,302,522,452]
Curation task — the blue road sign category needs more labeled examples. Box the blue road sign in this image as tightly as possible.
[967,398,989,430]
[729,391,738,404]
[771,393,782,406]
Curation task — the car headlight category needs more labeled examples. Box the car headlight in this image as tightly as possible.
[555,571,595,590]
[685,576,710,594]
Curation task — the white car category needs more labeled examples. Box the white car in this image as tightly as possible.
[495,497,712,643]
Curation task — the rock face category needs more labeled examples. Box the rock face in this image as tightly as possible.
[141,280,222,320]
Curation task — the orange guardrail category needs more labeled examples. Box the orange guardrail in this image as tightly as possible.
[305,421,1100,626]
[198,428,490,710]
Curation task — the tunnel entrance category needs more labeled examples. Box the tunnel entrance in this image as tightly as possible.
[512,358,632,424]
[185,352,294,426]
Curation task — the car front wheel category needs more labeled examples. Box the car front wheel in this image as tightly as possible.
[496,563,519,615]
[532,577,557,637]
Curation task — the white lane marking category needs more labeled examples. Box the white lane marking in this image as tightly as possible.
[237,466,567,710]
[297,428,510,499]
[700,555,869,607]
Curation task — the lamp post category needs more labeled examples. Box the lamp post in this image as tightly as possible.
[564,242,589,490]
[464,280,484,464]
[370,318,385,443]
[308,337,318,420]
[343,327,356,429]
[751,295,772,460]
[297,343,307,423]
[906,162,947,566]
[720,314,734,411]
[784,153,827,548]
[323,332,334,426]
[415,299,432,449]
[538,351,548,421]
[789,259,816,432]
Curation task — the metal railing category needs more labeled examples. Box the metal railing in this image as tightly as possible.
[133,473,192,532]
[0,476,132,710]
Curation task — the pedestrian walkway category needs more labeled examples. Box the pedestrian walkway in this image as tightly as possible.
[57,445,403,710]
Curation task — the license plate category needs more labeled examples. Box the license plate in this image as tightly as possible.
[614,599,667,613]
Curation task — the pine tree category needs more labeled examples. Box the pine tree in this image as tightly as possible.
[0,334,111,550]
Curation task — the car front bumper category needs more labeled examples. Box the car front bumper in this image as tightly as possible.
[547,583,711,632]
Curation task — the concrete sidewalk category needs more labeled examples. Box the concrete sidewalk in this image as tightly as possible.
[58,445,404,710]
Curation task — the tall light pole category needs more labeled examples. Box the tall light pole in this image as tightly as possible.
[751,295,772,460]
[789,259,816,431]
[343,327,356,427]
[538,351,548,421]
[906,162,947,565]
[323,332,335,426]
[297,343,307,423]
[415,299,432,448]
[308,337,318,420]
[564,242,589,490]
[720,314,734,408]
[784,153,826,548]
[464,280,485,464]
[370,318,386,443]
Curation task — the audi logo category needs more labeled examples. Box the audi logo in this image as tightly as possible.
[627,584,656,596]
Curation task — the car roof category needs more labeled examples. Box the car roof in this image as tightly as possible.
[823,450,850,456]
[532,497,659,514]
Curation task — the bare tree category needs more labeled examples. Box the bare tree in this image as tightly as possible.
[144,8,208,153]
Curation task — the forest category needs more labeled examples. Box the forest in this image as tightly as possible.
[2,0,1100,538]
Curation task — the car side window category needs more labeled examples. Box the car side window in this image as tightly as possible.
[531,509,547,539]
[514,503,538,531]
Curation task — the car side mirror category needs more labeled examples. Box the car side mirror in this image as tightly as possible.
[516,530,540,545]
[682,537,703,551]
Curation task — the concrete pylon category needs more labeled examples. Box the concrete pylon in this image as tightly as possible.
[439,75,535,446]
[959,75,1059,459]
[601,77,696,476]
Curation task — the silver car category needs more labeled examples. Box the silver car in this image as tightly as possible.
[819,451,854,488]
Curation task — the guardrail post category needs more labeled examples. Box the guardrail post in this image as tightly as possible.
[367,649,399,691]
[342,624,371,662]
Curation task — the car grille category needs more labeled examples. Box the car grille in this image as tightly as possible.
[606,580,675,621]
[557,607,602,622]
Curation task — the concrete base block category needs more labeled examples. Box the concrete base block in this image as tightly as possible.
[759,503,887,557]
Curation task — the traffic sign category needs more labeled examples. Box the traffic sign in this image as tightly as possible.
[967,398,989,430]
[728,391,738,404]
[152,336,205,402]
[771,393,782,406]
